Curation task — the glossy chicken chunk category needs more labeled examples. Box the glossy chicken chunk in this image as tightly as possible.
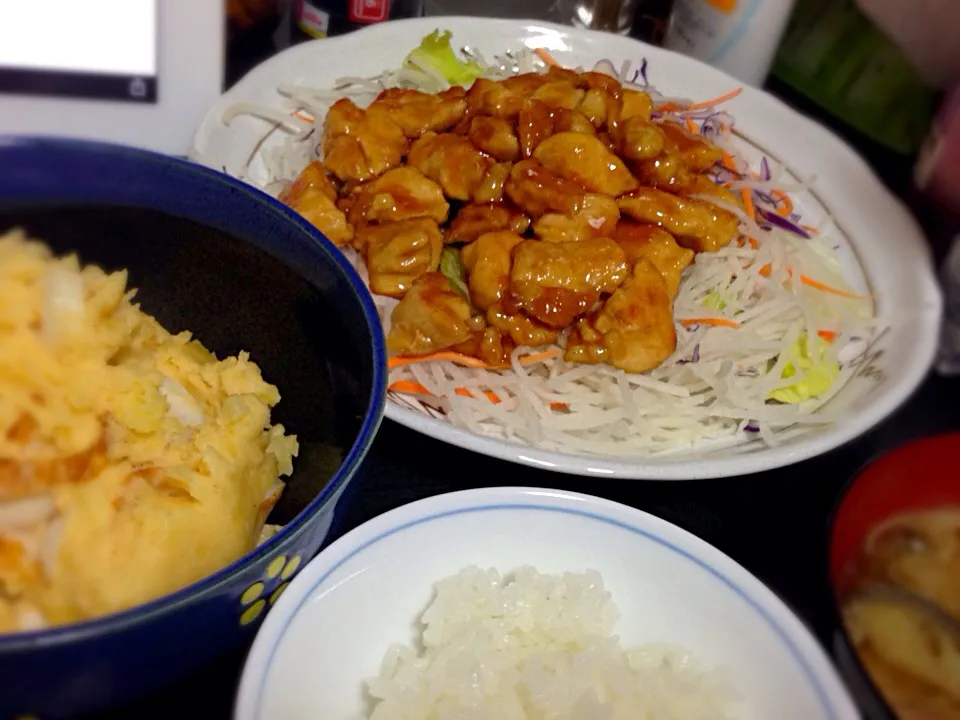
[619,187,740,253]
[277,161,354,246]
[407,132,493,201]
[509,237,628,329]
[461,231,524,311]
[366,87,467,138]
[504,159,586,218]
[533,132,639,196]
[472,163,511,204]
[660,123,723,172]
[531,81,585,111]
[486,304,560,347]
[467,78,527,119]
[322,98,407,183]
[620,89,653,121]
[345,167,449,227]
[468,116,520,162]
[565,259,677,373]
[612,220,693,297]
[687,174,742,208]
[360,219,442,298]
[632,153,694,192]
[387,272,476,356]
[618,117,666,161]
[444,203,530,245]
[533,194,619,244]
[517,100,595,159]
[578,87,618,128]
[450,326,515,368]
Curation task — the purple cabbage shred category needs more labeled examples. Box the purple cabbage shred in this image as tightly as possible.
[744,424,760,433]
[756,208,811,239]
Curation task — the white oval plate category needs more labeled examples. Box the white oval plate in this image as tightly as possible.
[191,16,942,480]
[235,487,860,720]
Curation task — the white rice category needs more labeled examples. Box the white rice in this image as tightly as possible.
[221,45,884,458]
[363,567,739,720]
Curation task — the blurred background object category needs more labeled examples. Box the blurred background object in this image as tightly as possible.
[663,0,797,87]
[549,0,639,34]
[856,0,960,90]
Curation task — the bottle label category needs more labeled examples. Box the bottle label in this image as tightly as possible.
[667,0,762,63]
[296,0,331,38]
[350,0,390,23]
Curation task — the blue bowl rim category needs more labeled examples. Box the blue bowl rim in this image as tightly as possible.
[0,135,387,651]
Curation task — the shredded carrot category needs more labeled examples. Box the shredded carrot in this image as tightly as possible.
[550,402,569,411]
[771,189,793,218]
[388,352,490,370]
[721,152,738,173]
[748,236,759,250]
[534,48,560,67]
[735,237,745,248]
[817,330,838,343]
[740,188,756,222]
[388,348,561,371]
[758,263,772,277]
[680,317,740,329]
[798,275,871,300]
[388,380,502,405]
[291,110,315,124]
[681,88,743,112]
[685,117,699,134]
[800,224,820,236]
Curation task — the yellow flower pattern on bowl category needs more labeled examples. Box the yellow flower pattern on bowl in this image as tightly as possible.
[239,554,302,626]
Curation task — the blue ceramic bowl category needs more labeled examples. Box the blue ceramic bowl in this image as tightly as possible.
[0,137,386,719]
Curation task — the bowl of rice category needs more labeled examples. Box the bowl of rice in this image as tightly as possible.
[236,487,860,720]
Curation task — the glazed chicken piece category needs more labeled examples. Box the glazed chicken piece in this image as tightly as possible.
[517,100,595,159]
[466,78,527,119]
[611,220,693,297]
[618,117,666,161]
[578,87,619,128]
[531,81,585,111]
[444,203,530,245]
[359,219,443,298]
[578,70,623,97]
[565,259,677,373]
[468,116,520,163]
[632,153,695,192]
[620,89,654,122]
[450,326,515,368]
[461,231,524,311]
[322,98,408,183]
[366,87,468,138]
[407,132,493,201]
[660,123,723,172]
[533,193,619,244]
[686,174,742,208]
[345,167,449,228]
[386,272,477,356]
[486,304,560,347]
[504,159,587,218]
[472,162,512,204]
[509,237,628,329]
[277,161,354,246]
[619,188,740,253]
[533,132,639,197]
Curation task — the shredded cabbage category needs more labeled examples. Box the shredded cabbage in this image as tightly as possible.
[404,30,484,87]
[440,246,470,302]
[769,334,840,404]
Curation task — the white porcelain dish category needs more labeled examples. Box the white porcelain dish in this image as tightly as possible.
[191,16,942,479]
[235,487,860,720]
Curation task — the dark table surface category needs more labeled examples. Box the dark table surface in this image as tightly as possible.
[101,11,960,720]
